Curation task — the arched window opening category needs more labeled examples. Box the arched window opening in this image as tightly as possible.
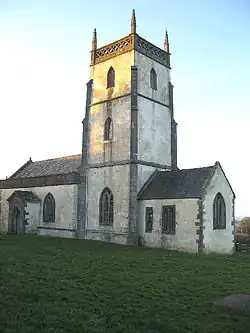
[107,67,115,88]
[150,68,157,90]
[43,192,55,222]
[213,192,226,230]
[99,187,114,226]
[104,117,113,141]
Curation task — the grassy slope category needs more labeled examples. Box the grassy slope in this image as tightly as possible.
[0,235,250,333]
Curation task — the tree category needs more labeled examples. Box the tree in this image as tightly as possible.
[237,217,250,234]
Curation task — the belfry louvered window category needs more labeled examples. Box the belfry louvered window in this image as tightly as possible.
[150,68,157,90]
[107,67,115,88]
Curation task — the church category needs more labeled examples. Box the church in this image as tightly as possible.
[0,10,236,253]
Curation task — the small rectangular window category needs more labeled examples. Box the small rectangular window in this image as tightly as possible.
[162,205,176,234]
[145,207,153,233]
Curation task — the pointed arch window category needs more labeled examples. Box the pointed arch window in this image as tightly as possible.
[99,187,114,226]
[43,193,55,222]
[104,117,113,141]
[213,192,226,230]
[150,68,157,90]
[107,67,115,88]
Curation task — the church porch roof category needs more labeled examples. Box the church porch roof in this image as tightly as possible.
[138,164,217,200]
[7,190,40,202]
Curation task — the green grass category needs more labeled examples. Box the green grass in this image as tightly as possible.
[0,236,250,333]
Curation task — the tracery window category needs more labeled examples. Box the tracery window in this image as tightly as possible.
[104,117,113,141]
[43,192,55,222]
[213,192,226,230]
[99,187,114,226]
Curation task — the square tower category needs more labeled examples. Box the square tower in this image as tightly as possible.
[77,10,177,244]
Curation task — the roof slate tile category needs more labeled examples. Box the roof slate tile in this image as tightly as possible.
[138,165,216,200]
[10,155,81,179]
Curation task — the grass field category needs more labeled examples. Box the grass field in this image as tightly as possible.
[0,235,250,333]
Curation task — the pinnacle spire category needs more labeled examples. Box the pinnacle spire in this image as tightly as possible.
[92,28,97,51]
[165,29,168,40]
[164,28,169,53]
[131,9,136,34]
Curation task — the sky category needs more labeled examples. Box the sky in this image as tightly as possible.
[0,0,249,217]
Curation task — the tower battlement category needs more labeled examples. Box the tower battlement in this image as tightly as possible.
[90,9,170,68]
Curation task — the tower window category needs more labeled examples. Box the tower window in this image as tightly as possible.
[213,193,226,229]
[99,187,114,226]
[104,117,113,141]
[43,192,55,222]
[107,67,115,88]
[150,68,157,90]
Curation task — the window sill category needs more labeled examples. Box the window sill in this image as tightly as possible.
[162,232,176,235]
[213,228,226,231]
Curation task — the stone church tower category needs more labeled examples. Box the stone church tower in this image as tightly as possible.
[77,10,177,244]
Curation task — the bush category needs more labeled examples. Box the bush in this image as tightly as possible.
[235,233,250,246]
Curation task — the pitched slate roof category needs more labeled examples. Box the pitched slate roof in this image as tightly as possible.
[7,190,40,202]
[138,164,217,200]
[10,154,81,179]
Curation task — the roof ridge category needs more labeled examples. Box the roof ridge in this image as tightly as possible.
[33,154,81,163]
[137,169,159,199]
[138,163,218,201]
[156,165,215,175]
[8,158,33,179]
[178,165,215,172]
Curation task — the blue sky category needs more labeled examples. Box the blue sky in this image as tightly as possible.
[0,0,249,217]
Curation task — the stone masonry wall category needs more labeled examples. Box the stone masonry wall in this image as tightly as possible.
[88,96,131,164]
[139,198,199,252]
[0,189,4,233]
[90,51,134,104]
[203,164,235,254]
[135,51,170,105]
[137,96,172,166]
[86,165,130,244]
[0,184,78,237]
[135,51,172,167]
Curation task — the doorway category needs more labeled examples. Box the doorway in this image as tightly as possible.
[10,207,24,234]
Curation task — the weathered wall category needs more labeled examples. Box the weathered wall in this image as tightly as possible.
[135,51,170,105]
[86,165,130,244]
[134,51,172,166]
[137,165,157,192]
[88,97,131,164]
[0,184,78,237]
[90,51,134,103]
[137,96,171,166]
[0,189,5,232]
[203,165,235,254]
[26,201,40,232]
[138,198,199,252]
[88,51,134,165]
